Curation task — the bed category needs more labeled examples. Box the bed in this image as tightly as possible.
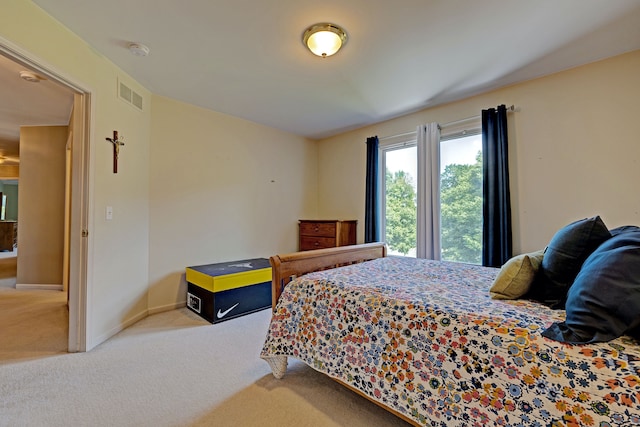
[260,242,640,426]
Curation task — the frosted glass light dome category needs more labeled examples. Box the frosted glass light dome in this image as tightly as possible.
[303,23,348,58]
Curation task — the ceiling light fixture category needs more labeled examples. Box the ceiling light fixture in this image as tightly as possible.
[302,23,348,58]
[128,42,150,57]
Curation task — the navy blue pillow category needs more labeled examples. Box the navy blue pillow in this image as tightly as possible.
[610,225,640,236]
[542,229,640,343]
[530,216,610,308]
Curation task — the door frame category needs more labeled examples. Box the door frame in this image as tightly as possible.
[0,37,92,352]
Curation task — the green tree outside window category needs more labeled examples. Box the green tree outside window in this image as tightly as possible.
[384,151,482,263]
[440,151,482,264]
[385,169,417,255]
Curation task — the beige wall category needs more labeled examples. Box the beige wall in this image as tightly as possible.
[17,125,67,285]
[4,1,638,349]
[317,50,640,254]
[1,2,151,349]
[148,96,318,311]
[2,1,316,348]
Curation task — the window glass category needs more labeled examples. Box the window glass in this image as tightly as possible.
[382,145,417,257]
[380,130,482,263]
[440,134,482,264]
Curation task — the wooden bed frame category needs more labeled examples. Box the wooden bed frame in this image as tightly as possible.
[269,242,387,309]
[265,242,640,426]
[268,243,422,425]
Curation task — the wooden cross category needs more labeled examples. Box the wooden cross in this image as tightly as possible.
[105,130,125,173]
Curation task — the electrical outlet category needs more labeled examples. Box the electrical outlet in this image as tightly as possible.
[106,206,113,220]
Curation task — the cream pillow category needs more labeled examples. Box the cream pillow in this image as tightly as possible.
[490,250,545,300]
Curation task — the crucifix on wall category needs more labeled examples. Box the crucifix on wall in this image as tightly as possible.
[105,130,125,173]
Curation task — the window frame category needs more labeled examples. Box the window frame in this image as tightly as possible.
[379,134,417,256]
[438,121,483,264]
[378,117,482,261]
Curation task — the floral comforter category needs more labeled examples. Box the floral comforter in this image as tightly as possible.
[260,257,640,426]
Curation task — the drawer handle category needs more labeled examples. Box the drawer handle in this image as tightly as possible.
[314,227,319,232]
[314,241,319,246]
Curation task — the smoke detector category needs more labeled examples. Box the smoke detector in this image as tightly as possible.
[19,70,45,83]
[128,42,150,57]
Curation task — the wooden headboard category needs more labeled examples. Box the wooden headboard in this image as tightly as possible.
[269,242,387,308]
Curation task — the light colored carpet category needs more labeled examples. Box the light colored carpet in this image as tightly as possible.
[0,288,68,361]
[0,298,409,427]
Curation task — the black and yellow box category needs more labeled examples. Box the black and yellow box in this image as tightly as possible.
[186,258,272,324]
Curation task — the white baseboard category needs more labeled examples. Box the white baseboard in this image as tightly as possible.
[16,283,63,291]
[91,302,187,349]
[92,309,149,347]
[148,301,186,315]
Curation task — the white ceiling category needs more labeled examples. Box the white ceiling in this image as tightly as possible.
[2,1,640,150]
[0,54,73,164]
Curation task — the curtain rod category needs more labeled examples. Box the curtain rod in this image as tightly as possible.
[378,104,517,141]
[378,130,416,142]
[441,104,516,128]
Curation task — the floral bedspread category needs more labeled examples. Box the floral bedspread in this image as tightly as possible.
[260,257,640,426]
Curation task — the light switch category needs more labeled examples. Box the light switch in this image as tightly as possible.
[106,206,113,220]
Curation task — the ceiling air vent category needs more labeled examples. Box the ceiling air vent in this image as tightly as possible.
[118,79,143,111]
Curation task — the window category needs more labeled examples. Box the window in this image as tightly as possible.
[440,132,482,263]
[382,142,417,257]
[380,121,482,263]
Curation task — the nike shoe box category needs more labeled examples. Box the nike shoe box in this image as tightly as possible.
[185,258,272,324]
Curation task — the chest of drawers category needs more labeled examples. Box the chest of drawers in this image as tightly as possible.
[0,221,17,251]
[298,220,357,251]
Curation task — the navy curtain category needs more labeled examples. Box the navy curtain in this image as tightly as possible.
[482,105,512,267]
[365,136,379,243]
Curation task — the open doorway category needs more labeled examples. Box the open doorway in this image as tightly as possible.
[0,179,17,288]
[0,38,90,354]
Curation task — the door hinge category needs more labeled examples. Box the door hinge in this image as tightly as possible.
[82,229,89,237]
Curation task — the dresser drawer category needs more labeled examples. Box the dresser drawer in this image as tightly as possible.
[298,219,357,251]
[299,236,336,250]
[299,221,336,237]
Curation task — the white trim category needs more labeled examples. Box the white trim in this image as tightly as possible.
[95,302,188,344]
[379,133,419,246]
[148,301,187,315]
[92,309,148,347]
[378,132,417,150]
[0,35,93,353]
[16,284,64,291]
[70,92,93,352]
[0,39,87,94]
[440,116,481,140]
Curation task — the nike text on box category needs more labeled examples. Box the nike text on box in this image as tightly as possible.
[185,258,272,324]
